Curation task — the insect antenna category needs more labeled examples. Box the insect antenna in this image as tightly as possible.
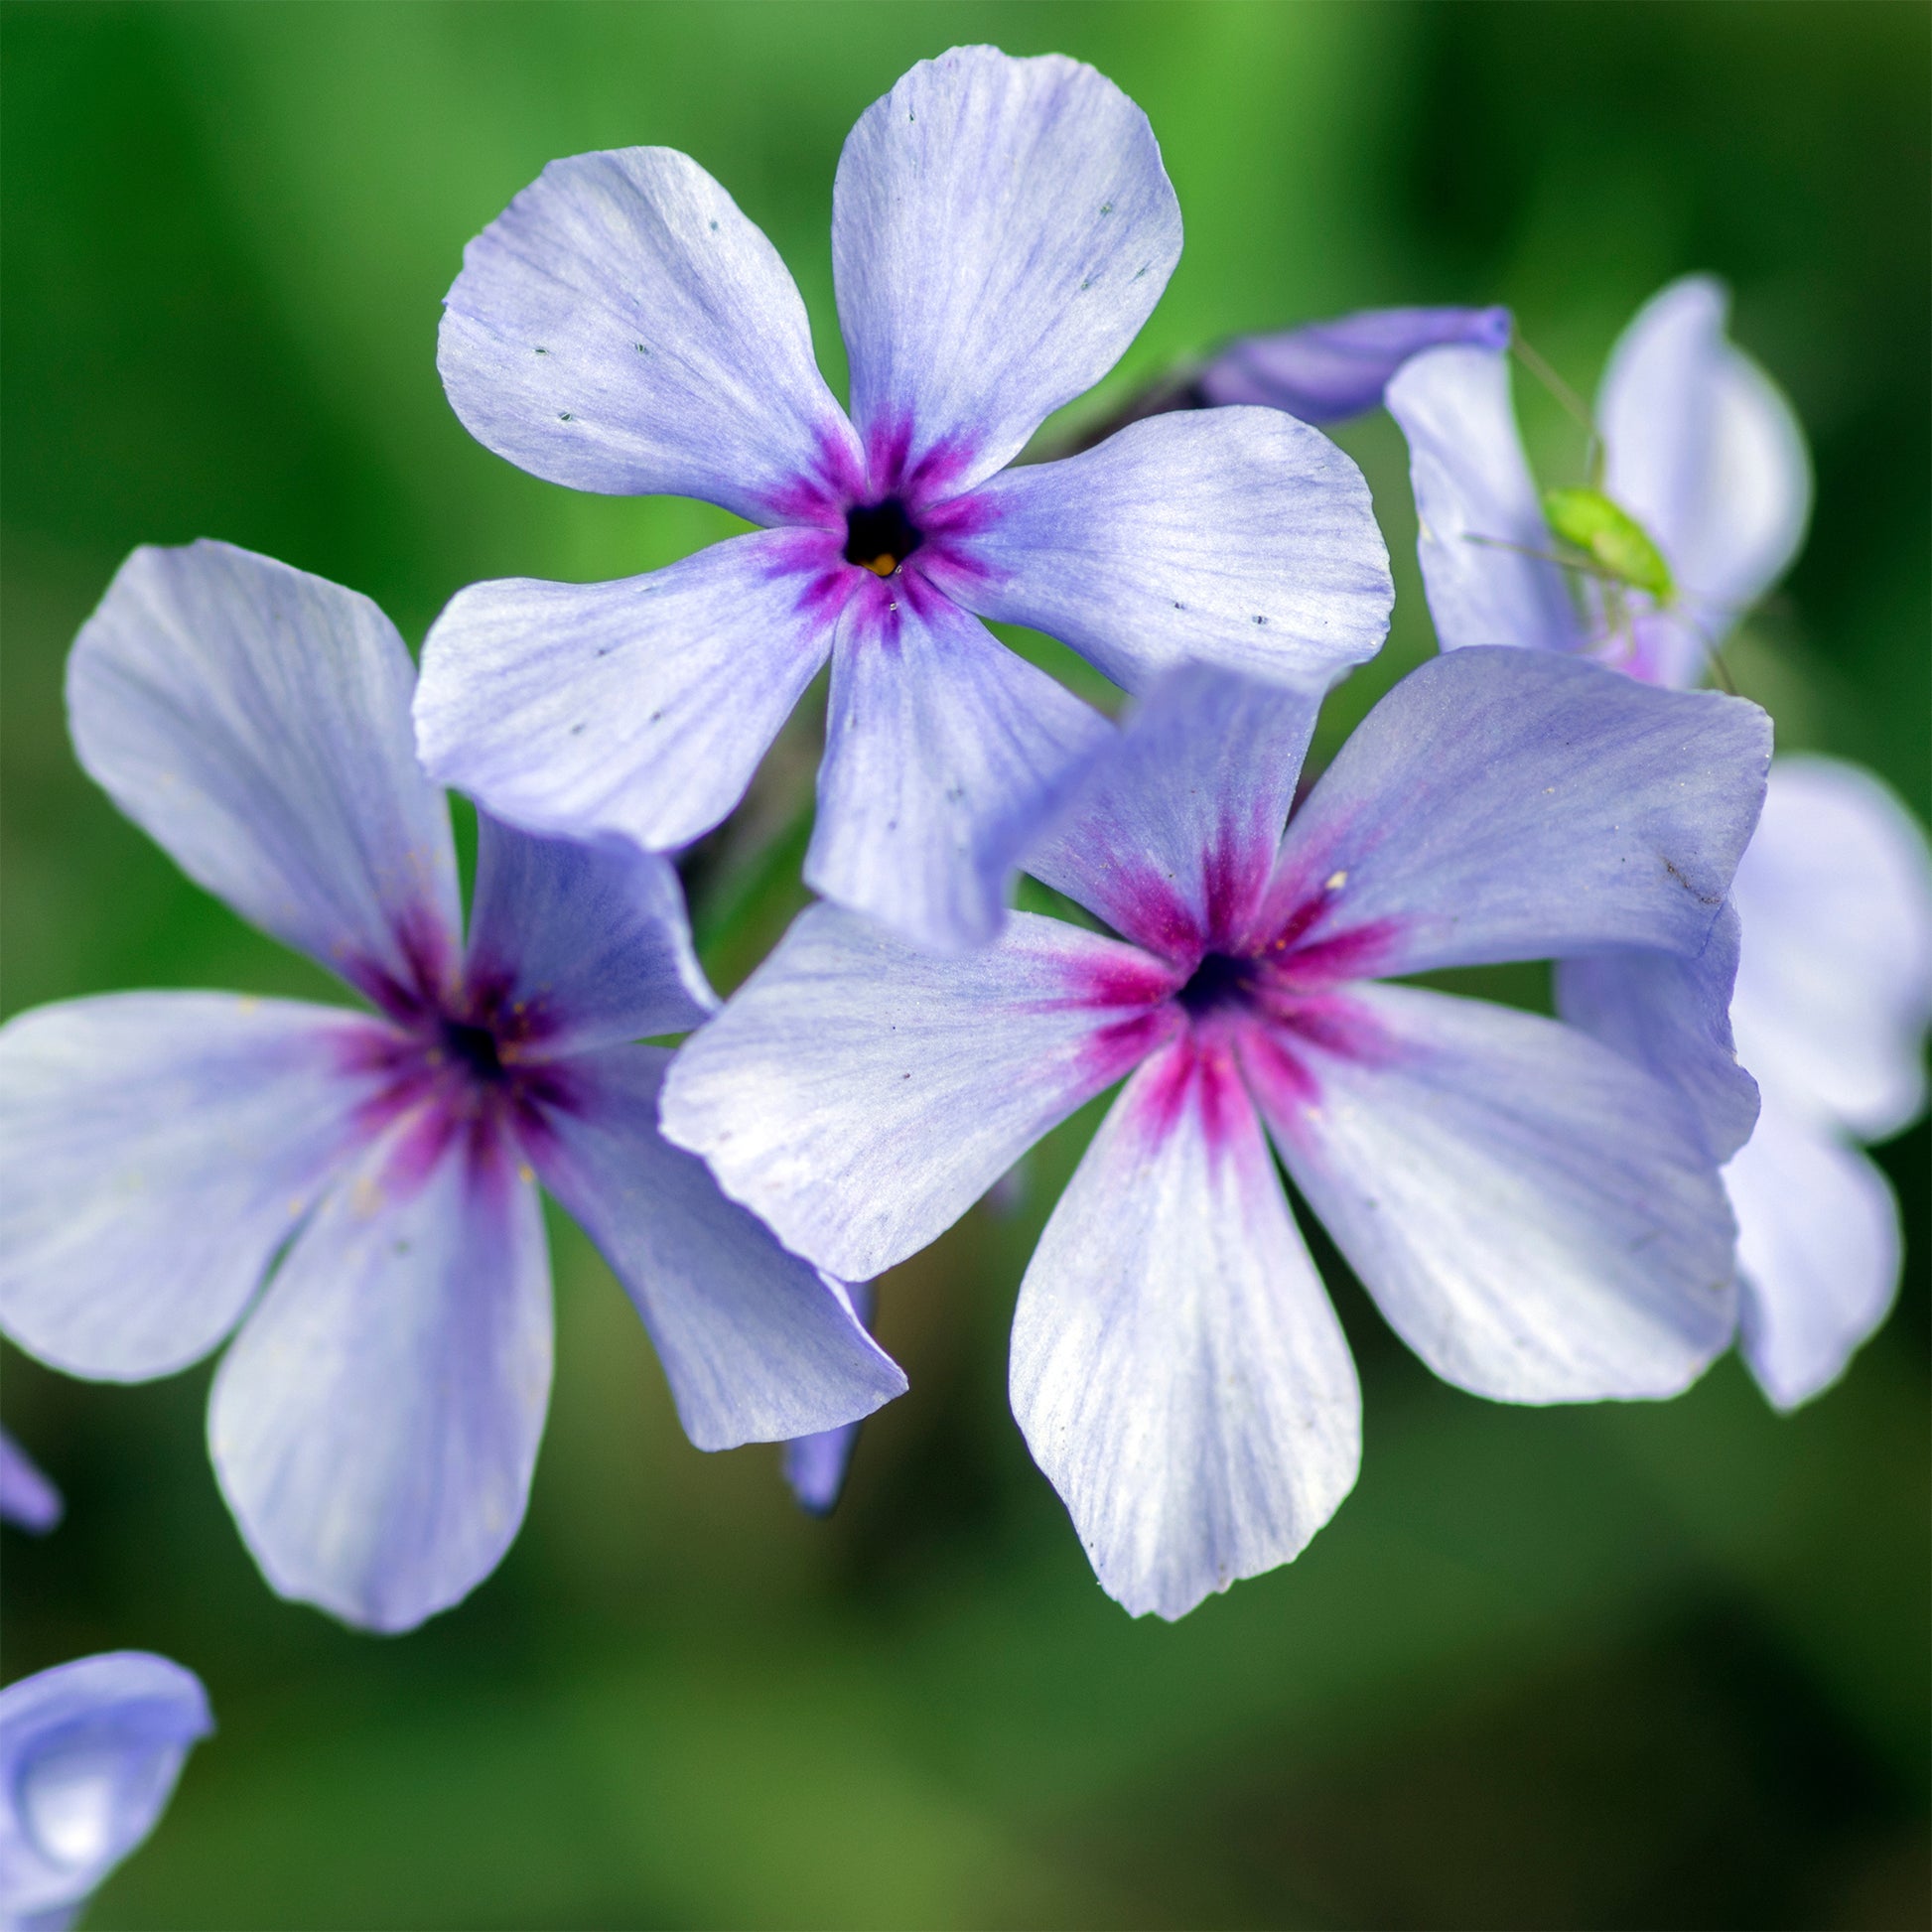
[1510,329,1602,483]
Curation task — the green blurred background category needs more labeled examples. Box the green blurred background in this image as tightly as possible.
[3,4,1927,1926]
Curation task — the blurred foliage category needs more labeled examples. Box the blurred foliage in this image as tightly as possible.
[1,4,1926,1927]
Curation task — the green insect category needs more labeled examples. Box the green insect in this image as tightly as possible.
[1541,486,1676,604]
[1464,335,1738,689]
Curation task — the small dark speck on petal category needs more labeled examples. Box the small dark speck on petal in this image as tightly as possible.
[1134,264,1150,279]
[649,709,663,723]
[1173,601,1185,611]
[534,345,548,355]
[1079,278,1092,291]
[901,1072,910,1079]
[1253,615,1268,625]
[1100,202,1113,214]
[635,343,649,354]
[570,723,586,736]
[559,411,573,421]
[708,218,719,232]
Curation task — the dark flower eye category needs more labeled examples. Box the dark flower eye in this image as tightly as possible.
[842,497,922,577]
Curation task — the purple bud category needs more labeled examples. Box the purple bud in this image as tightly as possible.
[0,1428,62,1535]
[781,1279,876,1516]
[1199,306,1513,423]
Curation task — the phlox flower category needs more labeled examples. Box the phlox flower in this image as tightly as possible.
[1387,274,1811,690]
[415,46,1394,954]
[0,1652,209,1932]
[0,1430,61,1536]
[1717,762,1932,1403]
[661,648,1770,1618]
[1383,274,1932,1405]
[0,541,902,1633]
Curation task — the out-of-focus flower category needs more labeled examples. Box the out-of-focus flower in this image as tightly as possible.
[662,651,1769,1618]
[0,1652,209,1932]
[1386,275,1809,687]
[1385,275,1932,1406]
[0,541,904,1633]
[1196,305,1512,422]
[417,46,1393,954]
[0,1430,62,1536]
[1702,759,1932,1405]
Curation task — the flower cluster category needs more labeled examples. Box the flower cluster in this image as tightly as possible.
[2,45,1925,1901]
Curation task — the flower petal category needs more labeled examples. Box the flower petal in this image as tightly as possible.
[1598,275,1811,630]
[439,147,860,520]
[209,1125,552,1632]
[1266,646,1769,975]
[1384,344,1585,654]
[1012,1037,1359,1620]
[1252,983,1736,1402]
[941,408,1392,693]
[1026,663,1320,959]
[1198,304,1513,422]
[1727,1095,1901,1412]
[1727,756,1932,1140]
[69,542,461,1004]
[781,1281,877,1516]
[0,1652,210,1925]
[808,588,1108,951]
[833,47,1180,495]
[660,903,1176,1282]
[1555,902,1760,1164]
[465,814,716,1056]
[528,1047,902,1450]
[0,994,385,1381]
[0,1430,62,1536]
[416,530,835,856]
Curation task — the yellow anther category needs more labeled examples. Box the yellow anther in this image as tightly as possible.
[863,553,897,578]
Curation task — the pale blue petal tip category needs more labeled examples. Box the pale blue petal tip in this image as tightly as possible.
[0,1429,63,1535]
[783,1423,864,1516]
[0,1652,210,1928]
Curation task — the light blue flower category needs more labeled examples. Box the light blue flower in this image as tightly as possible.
[1718,761,1932,1405]
[0,1652,209,1932]
[1387,274,1811,688]
[0,1430,61,1536]
[661,648,1769,1617]
[1383,274,1932,1406]
[0,540,904,1633]
[414,45,1394,954]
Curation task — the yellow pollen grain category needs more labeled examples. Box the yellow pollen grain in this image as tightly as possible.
[1325,870,1348,891]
